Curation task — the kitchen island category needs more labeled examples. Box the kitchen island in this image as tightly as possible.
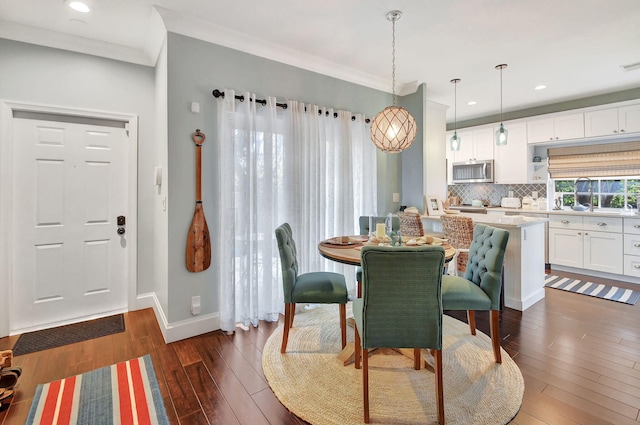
[422,213,548,311]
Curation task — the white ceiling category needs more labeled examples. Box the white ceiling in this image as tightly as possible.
[1,0,640,123]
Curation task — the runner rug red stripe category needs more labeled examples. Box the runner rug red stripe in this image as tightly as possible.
[25,355,170,425]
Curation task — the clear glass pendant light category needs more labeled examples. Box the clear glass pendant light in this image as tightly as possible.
[495,64,508,146]
[450,78,461,151]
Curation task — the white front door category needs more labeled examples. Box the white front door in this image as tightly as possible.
[11,117,129,332]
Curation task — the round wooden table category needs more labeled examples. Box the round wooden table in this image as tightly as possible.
[318,235,456,266]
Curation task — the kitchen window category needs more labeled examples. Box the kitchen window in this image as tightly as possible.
[554,177,639,209]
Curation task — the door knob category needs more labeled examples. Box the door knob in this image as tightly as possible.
[117,227,125,235]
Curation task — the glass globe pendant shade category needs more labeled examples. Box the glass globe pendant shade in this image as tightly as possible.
[370,105,417,153]
[450,131,461,151]
[495,123,508,146]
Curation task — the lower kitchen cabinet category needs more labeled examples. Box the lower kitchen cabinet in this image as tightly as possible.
[624,218,640,278]
[548,215,623,274]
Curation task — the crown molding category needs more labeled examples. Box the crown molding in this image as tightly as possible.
[154,7,419,96]
[0,20,156,66]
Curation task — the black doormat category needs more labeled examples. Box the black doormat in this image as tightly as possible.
[12,314,125,356]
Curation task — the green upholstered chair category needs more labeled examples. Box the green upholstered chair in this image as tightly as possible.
[441,224,509,364]
[275,223,348,354]
[353,245,445,424]
[356,216,400,296]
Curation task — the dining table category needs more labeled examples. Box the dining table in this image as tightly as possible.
[318,235,456,268]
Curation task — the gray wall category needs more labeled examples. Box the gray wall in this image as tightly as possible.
[0,38,158,297]
[165,32,401,322]
[400,84,426,209]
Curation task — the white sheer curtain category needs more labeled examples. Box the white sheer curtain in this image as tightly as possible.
[216,90,377,333]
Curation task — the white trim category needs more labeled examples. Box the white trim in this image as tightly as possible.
[136,293,220,343]
[0,100,139,337]
[0,103,14,337]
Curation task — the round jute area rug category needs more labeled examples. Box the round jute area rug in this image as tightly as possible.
[262,304,523,425]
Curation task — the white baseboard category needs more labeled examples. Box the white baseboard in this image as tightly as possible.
[136,292,220,343]
[549,265,640,285]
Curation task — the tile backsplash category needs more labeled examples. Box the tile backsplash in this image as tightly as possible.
[448,183,547,206]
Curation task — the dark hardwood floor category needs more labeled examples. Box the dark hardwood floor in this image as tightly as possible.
[2,269,640,424]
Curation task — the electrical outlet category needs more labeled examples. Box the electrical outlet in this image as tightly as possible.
[191,296,201,315]
[532,191,538,199]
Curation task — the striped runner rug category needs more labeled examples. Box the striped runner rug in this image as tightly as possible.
[25,355,169,425]
[545,274,640,305]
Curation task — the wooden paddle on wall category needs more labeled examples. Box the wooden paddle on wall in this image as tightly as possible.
[186,129,211,272]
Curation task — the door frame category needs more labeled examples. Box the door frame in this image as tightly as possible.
[0,100,138,336]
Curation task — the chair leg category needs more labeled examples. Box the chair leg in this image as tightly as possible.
[288,303,295,328]
[340,304,347,349]
[281,303,292,353]
[355,326,361,369]
[433,349,444,425]
[363,348,370,423]
[413,348,421,370]
[490,310,502,364]
[467,310,476,335]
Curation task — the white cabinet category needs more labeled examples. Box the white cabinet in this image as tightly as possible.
[584,104,640,137]
[527,113,584,144]
[623,218,640,278]
[494,122,528,184]
[548,215,623,274]
[619,104,640,134]
[449,126,494,163]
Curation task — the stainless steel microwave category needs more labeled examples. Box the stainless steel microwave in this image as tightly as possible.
[451,159,494,183]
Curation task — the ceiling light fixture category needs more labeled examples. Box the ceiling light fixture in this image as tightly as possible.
[534,84,547,90]
[495,64,508,146]
[467,101,477,106]
[450,78,461,152]
[370,10,417,154]
[66,1,91,13]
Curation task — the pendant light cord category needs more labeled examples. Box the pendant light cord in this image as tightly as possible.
[500,66,503,122]
[454,80,457,131]
[391,17,397,106]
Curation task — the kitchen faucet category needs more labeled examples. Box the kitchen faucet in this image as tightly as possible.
[575,177,594,212]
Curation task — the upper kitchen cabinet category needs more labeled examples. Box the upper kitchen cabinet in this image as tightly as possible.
[584,103,640,137]
[450,126,494,163]
[494,122,529,184]
[527,113,584,144]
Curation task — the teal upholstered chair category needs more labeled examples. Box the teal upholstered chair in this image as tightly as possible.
[356,216,400,296]
[353,245,445,424]
[275,223,348,354]
[441,224,509,364]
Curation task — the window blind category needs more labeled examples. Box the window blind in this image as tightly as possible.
[548,141,640,178]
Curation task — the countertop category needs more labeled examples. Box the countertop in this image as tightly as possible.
[487,206,640,218]
[421,213,547,228]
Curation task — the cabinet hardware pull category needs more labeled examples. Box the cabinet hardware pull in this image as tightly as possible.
[561,220,569,224]
[635,243,640,248]
[635,265,640,269]
[635,225,640,228]
[597,222,606,226]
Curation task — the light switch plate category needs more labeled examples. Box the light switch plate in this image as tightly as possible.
[393,193,400,203]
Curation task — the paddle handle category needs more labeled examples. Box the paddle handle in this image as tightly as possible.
[193,129,205,202]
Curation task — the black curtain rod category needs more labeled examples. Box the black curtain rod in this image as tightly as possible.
[212,89,370,123]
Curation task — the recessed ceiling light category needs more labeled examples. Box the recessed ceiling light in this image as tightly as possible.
[66,1,91,13]
[467,101,477,106]
[534,85,547,91]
